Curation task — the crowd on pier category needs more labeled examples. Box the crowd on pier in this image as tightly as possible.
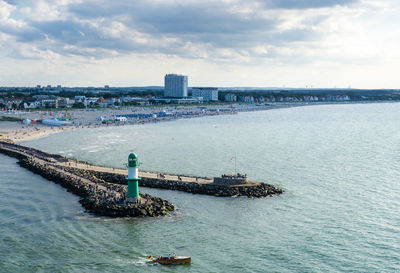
[221,173,247,179]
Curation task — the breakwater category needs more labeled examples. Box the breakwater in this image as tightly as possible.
[0,141,283,209]
[0,141,174,217]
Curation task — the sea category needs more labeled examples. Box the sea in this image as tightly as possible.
[1,103,399,272]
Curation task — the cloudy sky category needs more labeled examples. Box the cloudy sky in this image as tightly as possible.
[0,0,399,88]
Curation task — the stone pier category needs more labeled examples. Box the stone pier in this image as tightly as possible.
[0,141,283,205]
[0,141,174,217]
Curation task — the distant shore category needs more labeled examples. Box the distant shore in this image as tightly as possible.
[0,101,395,143]
[0,103,283,142]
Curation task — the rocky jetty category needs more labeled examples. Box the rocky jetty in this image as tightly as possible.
[0,142,174,218]
[18,158,174,217]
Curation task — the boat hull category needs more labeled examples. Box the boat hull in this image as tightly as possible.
[153,256,191,265]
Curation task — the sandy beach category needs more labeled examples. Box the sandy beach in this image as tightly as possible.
[0,101,373,143]
[0,104,261,142]
[0,121,76,142]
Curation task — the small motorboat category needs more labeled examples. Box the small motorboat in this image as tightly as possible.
[151,255,191,265]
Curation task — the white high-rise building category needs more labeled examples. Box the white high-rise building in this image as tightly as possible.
[164,74,188,98]
[192,87,219,101]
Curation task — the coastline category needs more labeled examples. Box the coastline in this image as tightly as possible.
[0,104,267,142]
[1,101,396,143]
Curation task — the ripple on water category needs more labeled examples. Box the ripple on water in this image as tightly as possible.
[2,103,400,272]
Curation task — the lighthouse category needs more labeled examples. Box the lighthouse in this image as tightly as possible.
[126,153,140,202]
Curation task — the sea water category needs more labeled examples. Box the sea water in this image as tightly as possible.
[1,103,399,272]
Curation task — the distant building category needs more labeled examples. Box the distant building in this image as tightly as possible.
[74,96,86,106]
[41,99,57,108]
[238,96,254,103]
[86,97,99,106]
[152,97,202,104]
[57,97,69,108]
[33,95,49,100]
[192,87,218,102]
[224,93,237,102]
[97,97,107,107]
[321,95,350,101]
[106,98,119,107]
[303,96,319,102]
[24,101,41,109]
[74,96,86,103]
[164,74,188,98]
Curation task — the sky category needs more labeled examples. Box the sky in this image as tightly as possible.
[0,0,399,88]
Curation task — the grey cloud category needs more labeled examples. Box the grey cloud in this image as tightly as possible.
[10,18,188,58]
[3,0,18,4]
[64,0,341,47]
[30,20,103,46]
[2,0,357,61]
[258,0,358,9]
[67,1,272,35]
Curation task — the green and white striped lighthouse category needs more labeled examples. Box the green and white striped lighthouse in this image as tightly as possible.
[126,153,140,202]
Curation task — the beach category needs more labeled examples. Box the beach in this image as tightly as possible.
[0,121,75,142]
[1,101,395,143]
[0,103,296,142]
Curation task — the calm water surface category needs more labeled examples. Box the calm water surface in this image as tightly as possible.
[1,103,399,272]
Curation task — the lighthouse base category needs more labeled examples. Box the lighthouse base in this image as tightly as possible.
[127,196,140,203]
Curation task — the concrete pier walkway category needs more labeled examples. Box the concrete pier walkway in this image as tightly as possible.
[58,159,215,185]
[0,141,214,184]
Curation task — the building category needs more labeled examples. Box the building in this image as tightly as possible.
[164,74,188,98]
[74,96,86,104]
[24,100,41,109]
[57,97,70,108]
[86,97,99,106]
[41,99,57,108]
[238,96,255,103]
[224,93,237,102]
[152,97,202,104]
[192,87,218,102]
[213,174,248,185]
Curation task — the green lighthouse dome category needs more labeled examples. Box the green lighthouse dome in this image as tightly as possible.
[128,153,139,167]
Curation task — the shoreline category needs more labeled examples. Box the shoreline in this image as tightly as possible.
[0,104,265,143]
[1,100,392,143]
[0,101,398,143]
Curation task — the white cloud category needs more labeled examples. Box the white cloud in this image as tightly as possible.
[0,0,399,88]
